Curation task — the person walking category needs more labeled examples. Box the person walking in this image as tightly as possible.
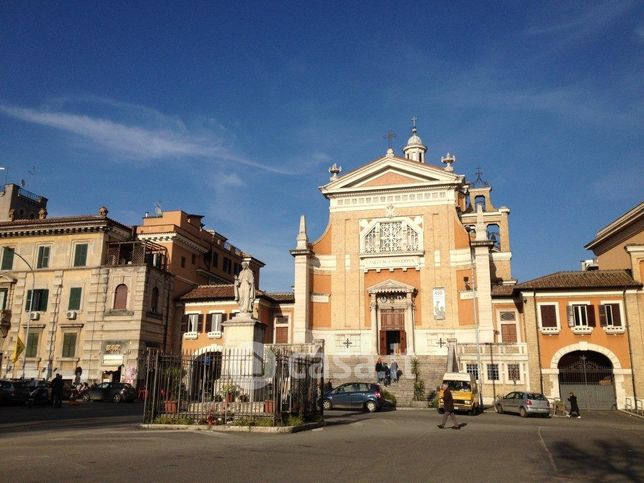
[50,374,64,408]
[568,392,581,418]
[375,357,384,384]
[437,383,461,430]
[389,359,399,383]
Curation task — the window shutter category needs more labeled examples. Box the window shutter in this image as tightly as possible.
[540,305,557,328]
[611,304,622,327]
[180,315,188,333]
[567,306,574,327]
[599,305,607,327]
[41,290,48,311]
[197,314,204,333]
[68,288,82,311]
[501,324,517,343]
[587,305,596,327]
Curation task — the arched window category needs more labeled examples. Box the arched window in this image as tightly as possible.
[474,196,486,211]
[151,287,159,313]
[486,224,500,250]
[114,284,128,310]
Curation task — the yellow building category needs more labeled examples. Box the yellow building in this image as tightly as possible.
[0,196,260,386]
[0,205,171,384]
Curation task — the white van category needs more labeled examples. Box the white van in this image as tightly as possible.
[438,372,480,415]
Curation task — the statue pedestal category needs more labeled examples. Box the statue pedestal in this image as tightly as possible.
[221,313,265,378]
[222,312,265,349]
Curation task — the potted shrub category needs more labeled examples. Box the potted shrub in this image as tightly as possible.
[162,366,185,414]
[222,384,237,403]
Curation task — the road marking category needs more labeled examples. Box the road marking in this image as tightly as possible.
[537,426,558,474]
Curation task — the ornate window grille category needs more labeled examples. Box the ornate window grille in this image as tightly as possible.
[363,221,419,254]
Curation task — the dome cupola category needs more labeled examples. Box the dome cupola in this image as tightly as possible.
[402,117,427,163]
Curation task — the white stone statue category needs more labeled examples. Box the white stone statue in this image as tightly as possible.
[234,260,256,314]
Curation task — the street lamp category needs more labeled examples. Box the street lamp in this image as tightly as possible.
[6,250,36,379]
[466,226,484,410]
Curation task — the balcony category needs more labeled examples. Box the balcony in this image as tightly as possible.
[604,325,625,334]
[540,326,560,335]
[571,326,593,335]
[105,240,168,270]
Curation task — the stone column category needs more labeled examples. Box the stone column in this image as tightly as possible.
[370,293,378,355]
[290,215,311,344]
[405,293,415,355]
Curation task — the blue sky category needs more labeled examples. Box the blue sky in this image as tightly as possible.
[1,1,642,291]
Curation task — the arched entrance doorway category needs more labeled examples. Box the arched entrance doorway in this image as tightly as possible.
[368,280,417,356]
[558,351,616,410]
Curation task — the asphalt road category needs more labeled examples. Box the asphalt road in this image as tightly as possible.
[0,403,642,483]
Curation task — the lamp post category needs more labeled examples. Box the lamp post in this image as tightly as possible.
[7,250,36,380]
[466,226,484,410]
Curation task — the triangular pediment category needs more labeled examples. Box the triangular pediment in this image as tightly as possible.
[367,279,416,294]
[321,154,463,196]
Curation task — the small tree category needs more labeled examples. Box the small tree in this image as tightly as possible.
[411,358,425,401]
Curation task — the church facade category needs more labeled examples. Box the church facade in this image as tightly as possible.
[290,125,526,396]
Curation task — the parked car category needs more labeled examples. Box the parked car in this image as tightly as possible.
[0,379,32,406]
[495,391,551,417]
[87,382,136,403]
[323,382,383,412]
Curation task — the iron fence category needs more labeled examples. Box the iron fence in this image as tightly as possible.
[142,346,323,425]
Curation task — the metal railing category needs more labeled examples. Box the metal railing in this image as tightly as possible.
[142,347,323,425]
[624,397,644,416]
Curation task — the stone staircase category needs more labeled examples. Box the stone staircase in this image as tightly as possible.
[325,354,447,407]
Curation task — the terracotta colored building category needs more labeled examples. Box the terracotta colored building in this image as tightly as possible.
[289,124,527,400]
[516,202,644,409]
[180,284,294,355]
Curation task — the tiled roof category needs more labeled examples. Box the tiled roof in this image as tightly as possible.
[515,270,641,290]
[491,285,516,297]
[182,284,235,300]
[264,292,295,302]
[181,285,294,303]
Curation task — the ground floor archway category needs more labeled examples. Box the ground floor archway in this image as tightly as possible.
[558,350,616,410]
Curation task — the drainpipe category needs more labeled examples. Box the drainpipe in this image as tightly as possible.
[531,290,544,394]
[162,274,172,353]
[622,288,638,404]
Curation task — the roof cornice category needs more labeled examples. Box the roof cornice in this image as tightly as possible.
[585,202,644,250]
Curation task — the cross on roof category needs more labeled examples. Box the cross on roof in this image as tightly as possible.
[384,129,396,149]
[472,167,489,187]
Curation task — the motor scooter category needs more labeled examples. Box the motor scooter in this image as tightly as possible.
[26,385,51,407]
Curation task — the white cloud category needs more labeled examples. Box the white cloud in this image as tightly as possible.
[0,102,291,174]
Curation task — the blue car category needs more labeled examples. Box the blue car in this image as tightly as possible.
[323,382,383,412]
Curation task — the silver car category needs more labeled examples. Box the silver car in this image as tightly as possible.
[495,391,551,417]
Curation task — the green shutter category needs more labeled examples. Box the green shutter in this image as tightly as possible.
[62,333,77,358]
[74,244,88,267]
[37,246,50,268]
[68,287,82,310]
[26,333,39,357]
[1,247,14,270]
